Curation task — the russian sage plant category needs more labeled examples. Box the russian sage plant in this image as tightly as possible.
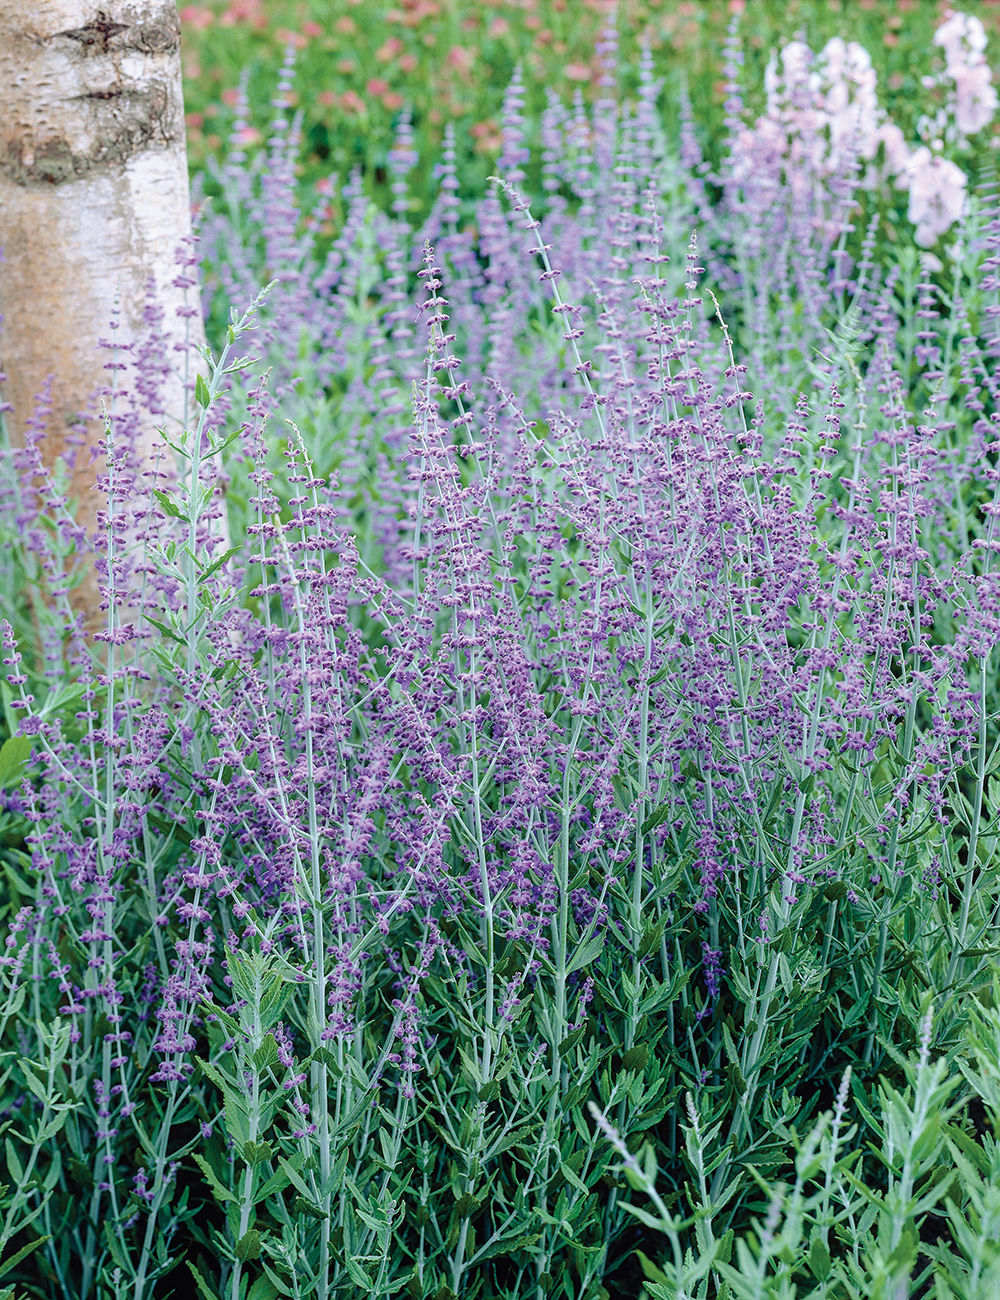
[2,12,1000,1300]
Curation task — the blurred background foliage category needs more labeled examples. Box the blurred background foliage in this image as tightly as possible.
[179,0,1000,231]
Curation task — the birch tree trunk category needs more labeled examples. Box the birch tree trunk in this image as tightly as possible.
[0,1,206,628]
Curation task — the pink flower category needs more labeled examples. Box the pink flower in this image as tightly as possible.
[876,121,910,176]
[934,11,996,137]
[275,27,308,49]
[220,0,266,28]
[179,5,213,29]
[446,45,474,74]
[906,147,967,246]
[954,61,997,135]
[935,12,988,75]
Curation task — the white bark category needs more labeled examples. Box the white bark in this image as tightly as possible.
[0,1,207,625]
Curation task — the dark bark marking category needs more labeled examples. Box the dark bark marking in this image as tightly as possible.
[1,8,183,187]
[1,79,178,187]
[56,11,180,56]
[57,16,130,53]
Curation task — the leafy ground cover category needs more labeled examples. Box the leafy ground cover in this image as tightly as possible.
[4,4,1000,1299]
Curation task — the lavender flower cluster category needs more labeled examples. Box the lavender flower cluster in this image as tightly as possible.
[1,12,999,1299]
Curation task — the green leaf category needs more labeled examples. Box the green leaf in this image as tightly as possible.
[247,1278,281,1300]
[192,1152,236,1205]
[196,1056,234,1093]
[344,1254,372,1291]
[19,1065,47,1105]
[0,736,32,789]
[636,1250,669,1285]
[294,1195,328,1221]
[641,805,673,836]
[242,1140,274,1167]
[4,1139,22,1185]
[809,1237,831,1281]
[885,1222,918,1272]
[195,374,212,408]
[142,614,186,647]
[638,921,665,960]
[151,489,188,521]
[622,1044,648,1073]
[567,930,606,974]
[187,1262,219,1300]
[252,1036,279,1073]
[254,1166,292,1203]
[259,1261,295,1297]
[559,1161,590,1195]
[102,1221,130,1271]
[202,547,243,582]
[473,1231,543,1264]
[0,1234,50,1281]
[277,1157,313,1202]
[558,1022,590,1059]
[235,1230,262,1262]
[35,1108,72,1142]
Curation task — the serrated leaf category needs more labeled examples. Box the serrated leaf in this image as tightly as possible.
[454,1193,484,1218]
[187,1261,218,1300]
[151,489,188,521]
[142,614,186,647]
[235,1229,262,1262]
[36,1109,71,1142]
[622,1044,648,1073]
[196,1056,234,1092]
[559,1023,589,1059]
[192,1152,236,1205]
[252,1035,279,1073]
[19,1066,47,1105]
[474,1231,543,1264]
[809,1237,831,1280]
[294,1195,328,1221]
[641,805,673,836]
[242,1141,274,1166]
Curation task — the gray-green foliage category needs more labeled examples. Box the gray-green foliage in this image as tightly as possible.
[591,996,1000,1300]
